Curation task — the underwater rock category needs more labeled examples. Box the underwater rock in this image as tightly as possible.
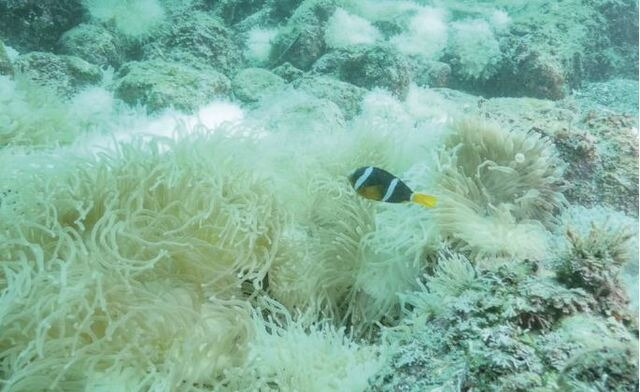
[585,0,639,80]
[293,75,366,119]
[113,60,231,113]
[143,12,242,75]
[573,79,639,115]
[409,58,451,88]
[0,0,83,52]
[458,39,568,100]
[266,0,305,21]
[14,51,101,97]
[232,67,285,103]
[458,0,639,100]
[504,48,567,100]
[269,0,338,70]
[212,0,268,26]
[560,110,638,216]
[233,8,275,34]
[59,24,124,68]
[564,80,639,216]
[249,90,345,133]
[312,45,411,99]
[271,61,304,82]
[0,40,14,76]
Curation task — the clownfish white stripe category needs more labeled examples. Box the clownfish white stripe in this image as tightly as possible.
[354,166,374,190]
[382,178,399,202]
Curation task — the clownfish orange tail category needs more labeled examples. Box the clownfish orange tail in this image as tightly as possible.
[410,192,437,208]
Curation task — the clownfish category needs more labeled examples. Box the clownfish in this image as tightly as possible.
[348,166,437,208]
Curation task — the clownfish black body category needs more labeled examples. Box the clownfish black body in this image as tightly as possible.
[348,166,437,208]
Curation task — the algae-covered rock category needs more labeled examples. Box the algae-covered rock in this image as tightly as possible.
[212,0,268,26]
[269,0,338,70]
[266,0,304,20]
[453,0,639,100]
[495,46,567,100]
[249,90,345,133]
[563,110,638,216]
[537,315,638,391]
[312,45,411,98]
[409,58,451,88]
[293,75,366,119]
[14,51,102,96]
[143,12,242,74]
[232,67,285,103]
[557,214,634,322]
[373,254,636,391]
[0,40,14,76]
[561,80,639,215]
[114,60,231,113]
[574,79,639,115]
[59,24,125,68]
[271,62,304,82]
[0,0,83,52]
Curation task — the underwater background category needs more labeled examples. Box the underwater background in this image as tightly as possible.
[0,0,638,391]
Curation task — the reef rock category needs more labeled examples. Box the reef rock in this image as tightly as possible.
[143,12,242,75]
[59,24,124,68]
[312,45,411,98]
[232,67,286,103]
[456,0,639,100]
[271,62,303,82]
[269,0,338,70]
[0,40,14,76]
[0,0,83,52]
[114,60,231,113]
[293,75,366,119]
[14,51,101,97]
[409,58,451,88]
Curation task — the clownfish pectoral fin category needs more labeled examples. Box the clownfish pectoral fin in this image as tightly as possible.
[358,185,384,201]
[411,192,437,208]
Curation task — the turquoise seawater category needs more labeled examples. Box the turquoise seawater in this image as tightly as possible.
[0,1,638,391]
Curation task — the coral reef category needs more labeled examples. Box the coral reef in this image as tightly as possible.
[0,0,637,390]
